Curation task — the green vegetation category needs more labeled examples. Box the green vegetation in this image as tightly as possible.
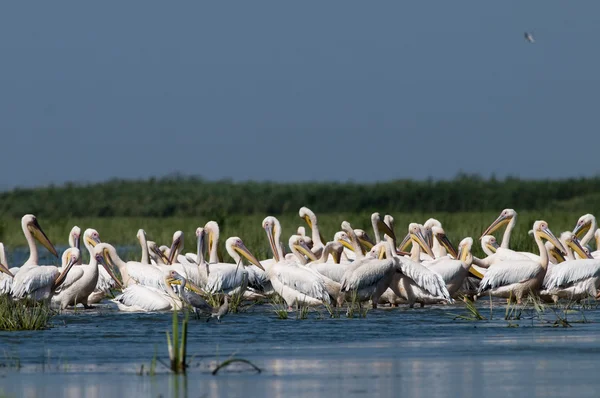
[0,176,597,263]
[165,309,189,374]
[0,296,55,331]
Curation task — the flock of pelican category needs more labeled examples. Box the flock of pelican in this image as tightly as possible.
[1,208,599,316]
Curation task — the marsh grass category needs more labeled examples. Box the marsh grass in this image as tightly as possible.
[0,296,55,331]
[452,296,487,321]
[323,301,340,318]
[270,294,288,319]
[295,302,309,320]
[164,309,189,374]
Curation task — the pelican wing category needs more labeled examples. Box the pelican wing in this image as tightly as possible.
[11,266,60,299]
[307,263,347,282]
[342,258,394,292]
[478,260,542,293]
[545,259,600,289]
[96,265,116,292]
[53,267,85,293]
[205,263,245,293]
[114,285,174,312]
[126,262,166,289]
[0,274,13,295]
[398,258,452,300]
[424,259,466,284]
[270,263,329,302]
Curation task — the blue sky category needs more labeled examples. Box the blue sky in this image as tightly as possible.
[1,2,598,189]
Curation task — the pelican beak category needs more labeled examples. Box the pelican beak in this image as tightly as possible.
[573,221,591,240]
[74,235,80,250]
[332,248,341,264]
[264,223,280,262]
[185,279,205,295]
[337,237,355,252]
[294,240,318,262]
[436,233,458,258]
[234,242,265,271]
[53,252,78,289]
[550,247,566,263]
[196,231,204,263]
[304,215,313,229]
[468,265,484,280]
[167,237,181,265]
[0,263,13,277]
[538,226,566,255]
[480,214,511,239]
[398,233,411,252]
[411,230,435,258]
[97,252,124,290]
[85,235,101,248]
[377,219,396,242]
[457,245,470,262]
[569,237,593,259]
[29,219,58,257]
[358,237,374,250]
[425,228,433,248]
[378,245,386,260]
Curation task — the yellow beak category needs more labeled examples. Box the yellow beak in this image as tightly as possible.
[234,243,265,271]
[480,214,511,239]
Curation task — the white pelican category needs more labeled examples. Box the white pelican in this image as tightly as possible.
[542,232,600,302]
[479,209,539,262]
[0,243,15,295]
[262,216,330,307]
[12,247,80,301]
[78,228,118,304]
[306,241,347,282]
[10,215,60,299]
[68,226,81,254]
[386,224,453,307]
[370,213,396,245]
[481,235,500,256]
[573,214,596,246]
[337,221,397,308]
[423,237,473,297]
[299,207,326,256]
[52,244,122,309]
[478,220,565,303]
[424,219,451,258]
[204,237,265,296]
[95,242,165,289]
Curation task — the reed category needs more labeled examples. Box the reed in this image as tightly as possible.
[0,296,55,331]
[165,308,189,374]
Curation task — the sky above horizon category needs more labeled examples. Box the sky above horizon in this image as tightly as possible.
[1,2,599,190]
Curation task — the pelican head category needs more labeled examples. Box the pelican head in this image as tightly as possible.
[573,214,596,240]
[355,229,375,250]
[423,219,442,248]
[204,221,220,257]
[432,226,458,258]
[367,242,387,260]
[299,207,316,229]
[84,228,101,248]
[69,226,81,250]
[560,231,592,259]
[480,209,517,239]
[147,241,170,265]
[93,244,124,289]
[22,214,58,257]
[545,241,565,263]
[408,223,435,258]
[371,212,396,242]
[456,237,473,262]
[262,216,281,262]
[334,231,354,252]
[168,231,184,264]
[226,237,265,271]
[481,235,499,254]
[289,235,318,262]
[53,247,80,289]
[533,221,566,255]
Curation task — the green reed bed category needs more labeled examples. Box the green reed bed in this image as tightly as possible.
[0,296,55,331]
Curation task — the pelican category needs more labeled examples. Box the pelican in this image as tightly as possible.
[68,226,81,253]
[337,221,397,308]
[424,219,453,258]
[479,209,539,262]
[0,243,15,295]
[481,235,500,256]
[573,214,597,248]
[77,228,118,304]
[299,207,326,256]
[12,247,80,301]
[95,242,165,289]
[478,221,565,303]
[52,243,123,309]
[204,237,265,297]
[370,213,396,245]
[306,241,347,282]
[10,215,60,299]
[423,237,473,297]
[541,232,599,302]
[262,216,330,308]
[386,224,453,307]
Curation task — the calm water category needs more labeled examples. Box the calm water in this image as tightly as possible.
[1,300,599,398]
